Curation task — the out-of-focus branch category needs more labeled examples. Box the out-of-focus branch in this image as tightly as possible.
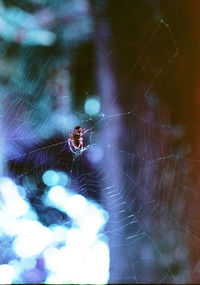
[90,2,131,282]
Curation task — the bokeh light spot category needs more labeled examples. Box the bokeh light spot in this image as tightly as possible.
[87,146,104,163]
[13,219,53,258]
[42,170,59,186]
[0,264,16,284]
[65,194,88,220]
[84,97,101,116]
[57,171,69,186]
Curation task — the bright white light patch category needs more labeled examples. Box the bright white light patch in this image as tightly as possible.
[80,204,108,234]
[0,177,29,218]
[85,240,110,284]
[42,170,59,186]
[17,185,26,199]
[0,177,18,201]
[8,260,22,276]
[84,97,101,116]
[0,264,15,284]
[44,193,110,284]
[66,194,87,220]
[44,238,110,284]
[6,199,29,219]
[13,219,53,258]
[50,225,68,243]
[57,171,69,186]
[47,186,69,212]
[20,257,36,270]
[0,176,110,284]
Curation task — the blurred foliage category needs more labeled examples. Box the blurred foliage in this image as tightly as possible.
[0,0,95,138]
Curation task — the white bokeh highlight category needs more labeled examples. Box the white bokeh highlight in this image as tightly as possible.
[0,176,110,284]
[0,264,16,284]
[84,97,101,116]
[42,170,59,186]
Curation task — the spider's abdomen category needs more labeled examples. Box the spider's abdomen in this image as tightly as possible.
[73,134,81,147]
[74,140,80,147]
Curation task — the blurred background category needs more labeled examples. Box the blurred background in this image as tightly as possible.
[0,0,200,283]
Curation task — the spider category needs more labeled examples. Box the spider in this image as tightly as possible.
[68,126,91,153]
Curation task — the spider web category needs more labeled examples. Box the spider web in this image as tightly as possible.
[0,1,198,284]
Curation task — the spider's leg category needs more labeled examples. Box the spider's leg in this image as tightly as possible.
[80,141,84,150]
[68,138,75,153]
[82,128,91,135]
[75,142,83,150]
[78,137,84,150]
